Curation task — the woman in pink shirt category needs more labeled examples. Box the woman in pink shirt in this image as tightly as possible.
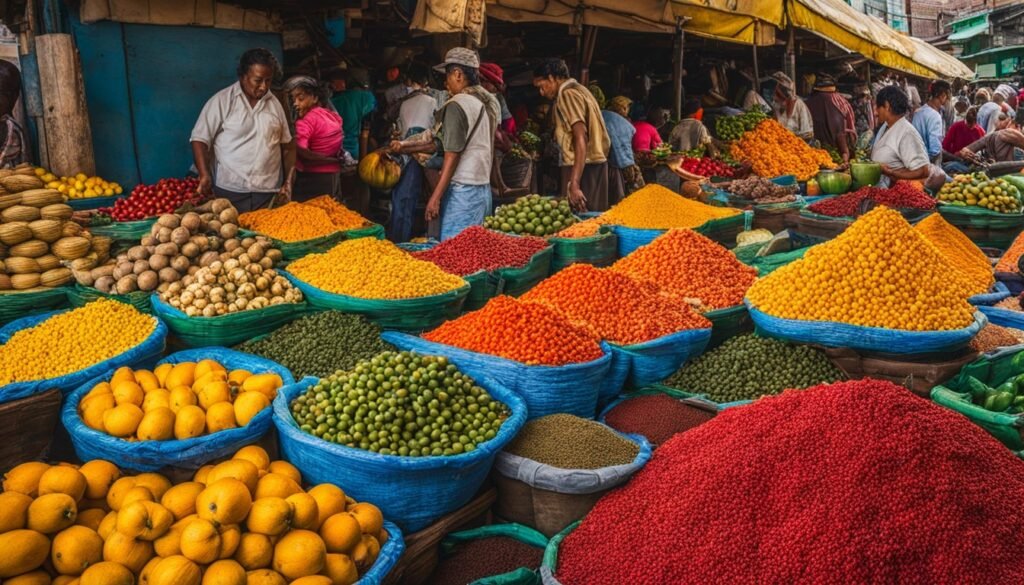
[286,76,344,201]
[631,104,663,153]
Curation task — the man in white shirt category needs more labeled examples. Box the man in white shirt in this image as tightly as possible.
[191,48,295,212]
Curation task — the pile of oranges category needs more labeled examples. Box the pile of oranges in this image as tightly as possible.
[611,229,757,311]
[747,207,976,331]
[521,264,712,345]
[423,295,604,366]
[729,119,834,181]
[0,445,386,585]
[914,213,994,296]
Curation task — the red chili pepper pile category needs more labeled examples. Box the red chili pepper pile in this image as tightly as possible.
[101,177,203,221]
[602,393,716,445]
[678,157,735,178]
[412,226,548,276]
[556,378,1024,584]
[807,181,936,218]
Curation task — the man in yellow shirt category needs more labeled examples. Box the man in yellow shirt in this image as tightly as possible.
[533,59,611,211]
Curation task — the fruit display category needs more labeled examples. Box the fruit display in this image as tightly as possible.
[521,263,712,345]
[729,119,835,181]
[36,167,123,200]
[996,231,1024,273]
[915,213,994,296]
[77,360,283,439]
[237,311,396,380]
[0,447,390,584]
[747,207,976,331]
[554,218,603,239]
[160,261,302,317]
[239,199,370,242]
[74,198,283,296]
[717,176,797,204]
[358,150,400,191]
[806,181,936,217]
[937,172,1022,213]
[816,170,852,194]
[715,108,769,141]
[483,195,577,237]
[598,184,740,230]
[290,351,512,457]
[0,299,157,386]
[663,333,844,403]
[100,178,203,222]
[422,295,604,366]
[677,157,735,178]
[610,229,757,311]
[411,226,548,276]
[288,238,465,300]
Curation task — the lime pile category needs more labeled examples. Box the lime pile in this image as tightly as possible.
[715,109,769,141]
[290,351,512,457]
[938,172,1022,213]
[484,195,577,237]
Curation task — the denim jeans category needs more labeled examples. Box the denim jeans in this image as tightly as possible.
[440,182,492,241]
[389,162,422,243]
[943,161,970,176]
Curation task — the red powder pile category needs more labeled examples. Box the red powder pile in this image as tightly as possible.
[555,378,1024,584]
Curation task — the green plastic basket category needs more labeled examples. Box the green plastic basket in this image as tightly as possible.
[704,304,752,348]
[548,226,618,272]
[65,284,153,314]
[694,213,747,249]
[0,287,70,326]
[931,348,1024,450]
[937,203,1024,230]
[440,523,548,585]
[66,195,122,211]
[86,218,157,244]
[239,223,385,261]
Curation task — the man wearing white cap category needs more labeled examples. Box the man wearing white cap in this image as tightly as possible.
[389,48,499,240]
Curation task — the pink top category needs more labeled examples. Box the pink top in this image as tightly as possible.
[632,121,662,153]
[295,106,343,173]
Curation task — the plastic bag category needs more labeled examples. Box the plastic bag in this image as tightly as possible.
[0,288,69,326]
[969,281,1012,306]
[0,309,167,403]
[66,284,153,314]
[61,348,294,472]
[439,523,549,585]
[747,302,987,354]
[273,375,528,532]
[282,271,469,332]
[239,224,385,261]
[931,346,1024,450]
[359,521,406,585]
[150,295,309,348]
[383,332,612,419]
[603,327,713,403]
[548,227,617,273]
[611,213,747,256]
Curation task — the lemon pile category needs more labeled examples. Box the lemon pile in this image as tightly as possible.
[36,167,123,200]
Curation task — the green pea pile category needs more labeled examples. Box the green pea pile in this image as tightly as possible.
[237,311,394,379]
[484,194,577,237]
[290,351,511,457]
[504,414,639,470]
[664,334,844,403]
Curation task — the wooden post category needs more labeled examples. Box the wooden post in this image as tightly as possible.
[35,34,95,176]
[672,20,685,120]
[752,22,760,90]
[786,26,796,81]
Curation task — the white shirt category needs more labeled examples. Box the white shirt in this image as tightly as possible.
[775,99,813,137]
[190,83,292,193]
[871,117,929,188]
[742,90,770,111]
[398,92,437,136]
[447,93,495,186]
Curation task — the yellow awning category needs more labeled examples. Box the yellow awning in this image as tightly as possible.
[670,0,782,45]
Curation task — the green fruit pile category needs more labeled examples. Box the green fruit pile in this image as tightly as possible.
[715,109,769,141]
[290,351,512,457]
[484,194,577,237]
[938,172,1022,213]
[237,310,395,379]
[664,334,844,403]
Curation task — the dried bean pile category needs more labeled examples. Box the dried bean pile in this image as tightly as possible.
[412,226,548,276]
[504,414,639,469]
[719,176,796,203]
[432,536,544,585]
[556,379,1024,584]
[971,323,1024,352]
[807,181,935,217]
[603,394,716,445]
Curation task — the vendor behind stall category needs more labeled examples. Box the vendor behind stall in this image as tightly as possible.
[805,73,856,163]
[956,113,1024,167]
[771,72,813,141]
[191,48,295,212]
[668,98,718,156]
[871,85,935,188]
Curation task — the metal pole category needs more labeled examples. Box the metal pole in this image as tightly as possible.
[752,22,760,91]
[904,0,913,36]
[672,19,685,120]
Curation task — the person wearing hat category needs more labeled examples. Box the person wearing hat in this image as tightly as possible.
[804,73,857,163]
[480,62,515,152]
[533,58,611,212]
[669,98,719,155]
[851,84,876,137]
[771,73,813,141]
[329,68,376,160]
[391,48,499,240]
[598,91,636,203]
[191,48,295,212]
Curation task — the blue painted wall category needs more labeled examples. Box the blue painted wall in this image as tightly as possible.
[69,13,282,187]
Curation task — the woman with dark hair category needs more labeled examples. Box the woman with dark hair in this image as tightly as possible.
[284,75,344,201]
[0,60,26,169]
[871,85,932,187]
[942,106,985,175]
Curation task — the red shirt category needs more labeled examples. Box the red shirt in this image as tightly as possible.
[295,106,343,173]
[942,120,985,155]
[632,121,662,153]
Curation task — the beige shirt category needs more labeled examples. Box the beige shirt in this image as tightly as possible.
[554,79,610,166]
[190,83,292,193]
